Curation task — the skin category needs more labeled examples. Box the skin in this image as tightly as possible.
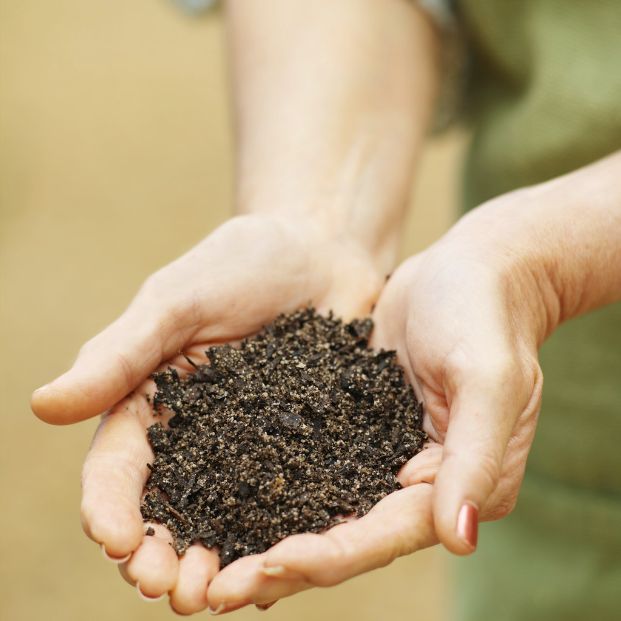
[30,0,621,615]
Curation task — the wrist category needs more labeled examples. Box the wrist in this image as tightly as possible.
[441,190,566,347]
[453,153,621,341]
[238,188,405,275]
[230,211,389,290]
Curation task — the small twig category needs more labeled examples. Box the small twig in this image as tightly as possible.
[164,500,190,524]
[181,352,200,370]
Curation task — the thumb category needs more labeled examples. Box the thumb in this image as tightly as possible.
[31,288,198,425]
[431,355,536,555]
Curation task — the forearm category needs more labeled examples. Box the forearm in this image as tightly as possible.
[450,151,621,343]
[225,0,440,271]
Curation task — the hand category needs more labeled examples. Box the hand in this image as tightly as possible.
[205,191,551,610]
[372,230,545,555]
[373,156,621,554]
[31,213,385,614]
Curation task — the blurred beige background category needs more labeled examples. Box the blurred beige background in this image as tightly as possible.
[0,1,467,619]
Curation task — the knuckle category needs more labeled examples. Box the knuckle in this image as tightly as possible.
[447,346,536,408]
[475,451,503,491]
[79,505,94,529]
[486,489,519,521]
[78,336,98,358]
[137,273,201,335]
[527,358,544,401]
[441,442,503,501]
[137,271,165,299]
[137,269,186,313]
[514,354,544,419]
[442,448,502,500]
[477,353,518,387]
[443,348,499,385]
[79,499,97,540]
[311,536,351,587]
[114,350,136,393]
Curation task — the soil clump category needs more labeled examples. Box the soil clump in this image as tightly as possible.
[141,308,426,566]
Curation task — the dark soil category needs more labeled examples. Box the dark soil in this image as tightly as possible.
[141,308,426,566]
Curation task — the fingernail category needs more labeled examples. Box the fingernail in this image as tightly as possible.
[456,502,478,550]
[136,583,165,602]
[256,601,277,611]
[262,564,286,577]
[33,383,50,394]
[101,544,131,564]
[208,603,226,615]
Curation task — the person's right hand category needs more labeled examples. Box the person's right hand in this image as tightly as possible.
[31,213,384,614]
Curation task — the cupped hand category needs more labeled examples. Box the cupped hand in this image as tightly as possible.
[31,213,386,614]
[32,214,382,425]
[205,199,549,611]
[372,196,550,556]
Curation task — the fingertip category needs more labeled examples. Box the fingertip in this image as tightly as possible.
[82,501,145,558]
[437,526,477,556]
[397,443,442,487]
[137,582,166,602]
[30,382,70,424]
[31,371,104,424]
[432,478,479,556]
[169,544,218,615]
[101,544,132,564]
[126,534,179,597]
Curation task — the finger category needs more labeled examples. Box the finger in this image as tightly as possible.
[207,553,309,611]
[116,521,160,587]
[317,257,382,321]
[479,399,541,517]
[169,544,220,615]
[124,524,179,599]
[369,274,425,382]
[209,484,435,608]
[31,287,199,424]
[397,442,442,487]
[118,558,136,587]
[432,353,542,555]
[81,394,152,558]
[263,484,435,586]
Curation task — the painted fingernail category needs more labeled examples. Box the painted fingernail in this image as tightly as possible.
[208,603,226,615]
[457,502,478,550]
[136,583,165,602]
[262,564,286,577]
[101,544,131,564]
[256,601,277,611]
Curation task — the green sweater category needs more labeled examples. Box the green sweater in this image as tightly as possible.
[455,1,621,619]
